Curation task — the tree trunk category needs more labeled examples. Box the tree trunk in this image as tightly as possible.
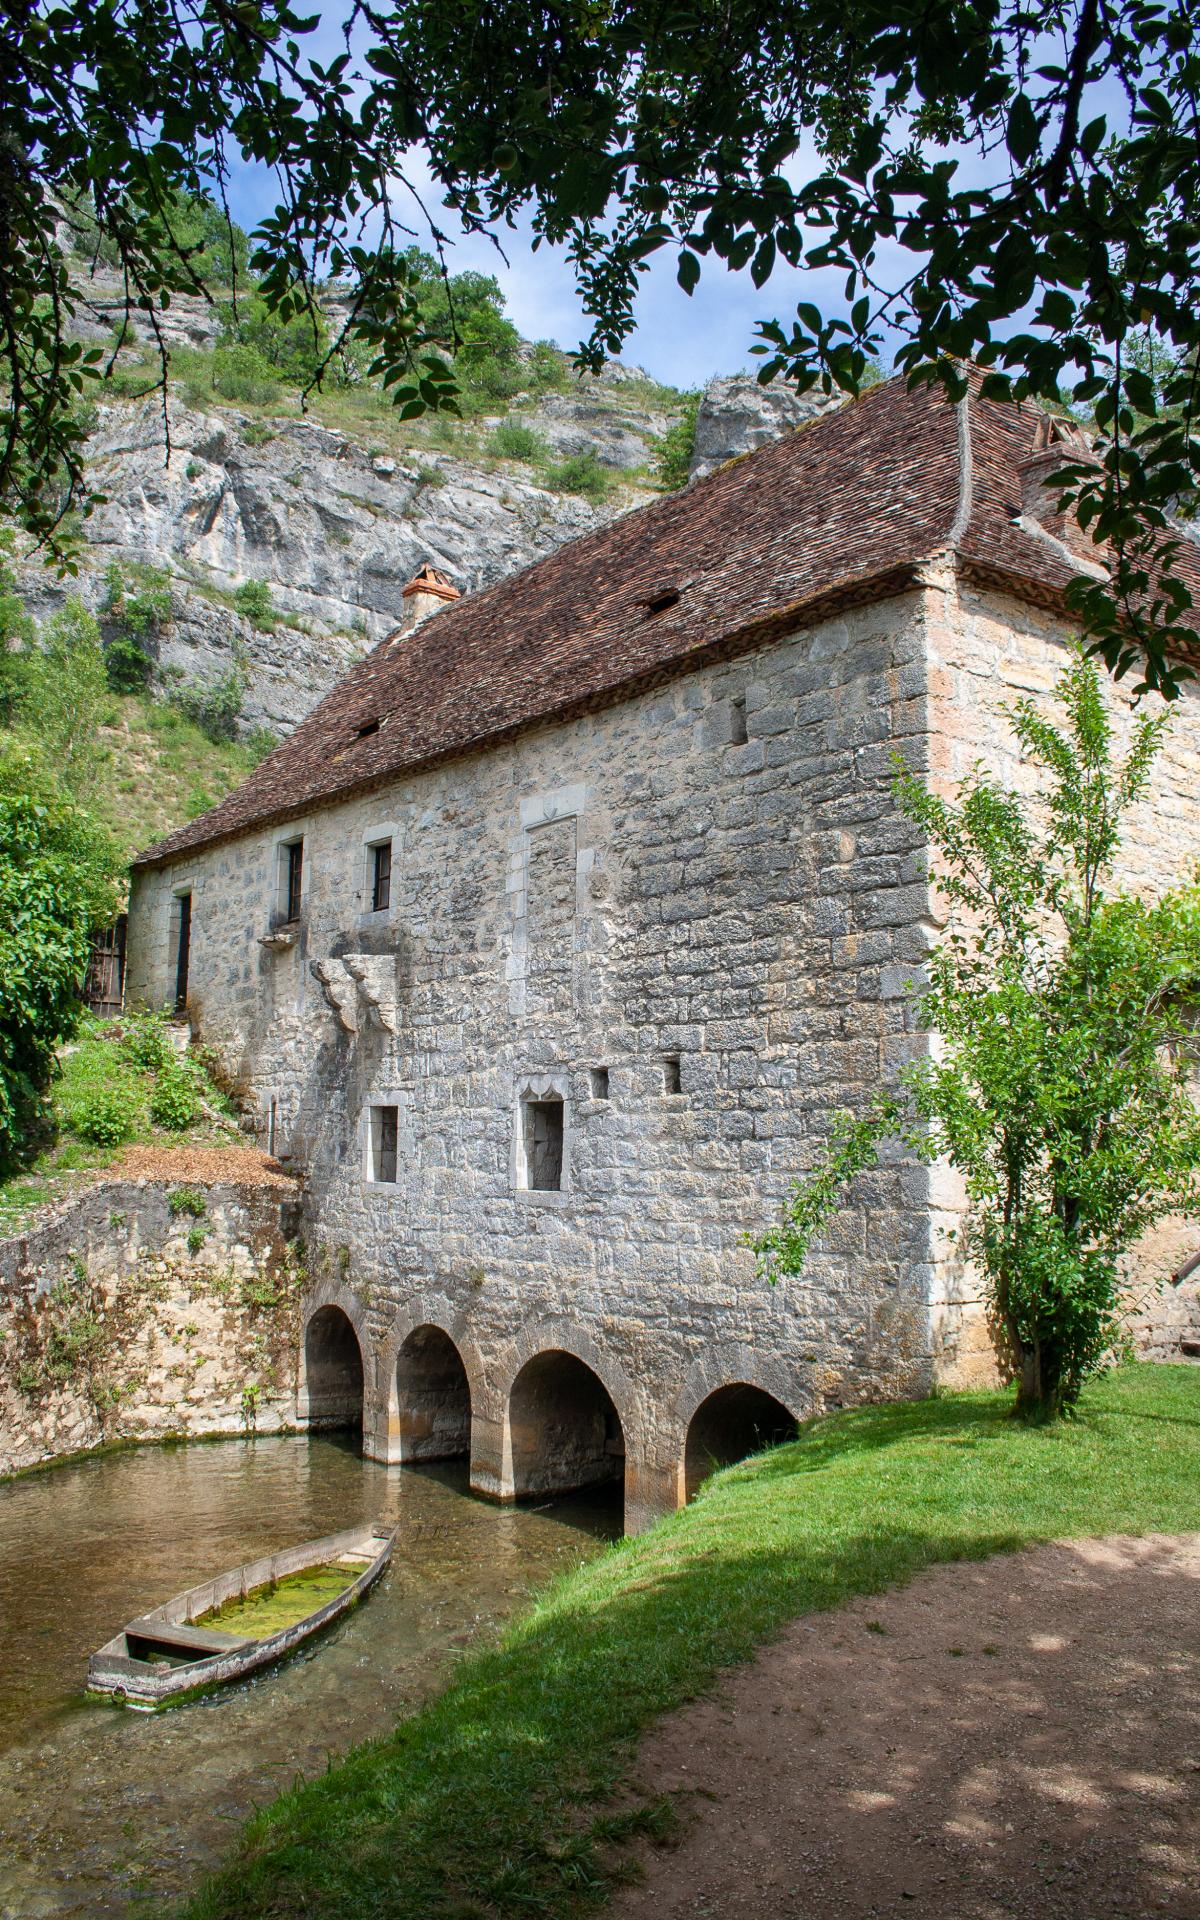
[1014,1338,1062,1421]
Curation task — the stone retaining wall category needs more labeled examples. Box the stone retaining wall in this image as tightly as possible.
[0,1176,304,1476]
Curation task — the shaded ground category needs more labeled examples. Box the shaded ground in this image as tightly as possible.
[612,1534,1200,1920]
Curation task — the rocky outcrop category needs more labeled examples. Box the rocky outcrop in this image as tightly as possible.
[689,373,838,480]
[18,397,634,735]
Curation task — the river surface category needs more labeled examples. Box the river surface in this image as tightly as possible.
[0,1434,620,1918]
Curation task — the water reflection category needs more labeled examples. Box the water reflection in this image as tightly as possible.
[0,1435,619,1918]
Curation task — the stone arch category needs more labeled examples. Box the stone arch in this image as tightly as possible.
[489,1318,639,1507]
[682,1383,799,1501]
[374,1295,489,1469]
[300,1300,365,1435]
[675,1349,808,1503]
[506,1347,627,1499]
[393,1324,473,1462]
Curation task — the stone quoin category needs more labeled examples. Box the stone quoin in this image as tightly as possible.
[124,374,1200,1533]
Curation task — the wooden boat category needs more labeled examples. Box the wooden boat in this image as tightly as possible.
[87,1522,395,1708]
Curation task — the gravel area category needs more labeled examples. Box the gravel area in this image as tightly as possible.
[114,1145,298,1187]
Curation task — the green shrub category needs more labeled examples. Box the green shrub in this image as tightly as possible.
[655,391,701,490]
[186,1222,209,1254]
[233,578,274,626]
[103,633,152,693]
[101,563,172,692]
[168,1186,207,1218]
[527,340,569,390]
[211,343,282,406]
[172,662,247,744]
[118,1011,172,1073]
[0,750,123,1172]
[490,422,546,463]
[68,1082,135,1147]
[414,464,446,489]
[546,452,613,502]
[150,1061,202,1131]
[219,294,329,385]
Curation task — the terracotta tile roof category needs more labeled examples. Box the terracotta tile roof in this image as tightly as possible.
[133,375,1196,869]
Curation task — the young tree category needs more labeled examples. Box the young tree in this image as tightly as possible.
[4,2,1198,695]
[0,746,123,1173]
[11,600,109,798]
[755,653,1200,1418]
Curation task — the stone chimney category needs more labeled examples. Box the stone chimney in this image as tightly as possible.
[1014,415,1099,565]
[400,563,460,631]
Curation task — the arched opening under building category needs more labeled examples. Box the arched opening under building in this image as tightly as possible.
[507,1350,625,1499]
[394,1325,472,1462]
[683,1383,796,1501]
[302,1305,364,1435]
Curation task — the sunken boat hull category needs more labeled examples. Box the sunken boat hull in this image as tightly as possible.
[87,1523,395,1708]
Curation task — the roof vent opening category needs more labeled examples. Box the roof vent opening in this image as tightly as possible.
[355,718,380,739]
[643,588,681,618]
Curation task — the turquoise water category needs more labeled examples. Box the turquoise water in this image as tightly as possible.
[0,1435,619,1917]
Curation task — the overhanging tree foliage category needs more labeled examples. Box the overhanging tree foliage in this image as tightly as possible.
[0,747,124,1174]
[754,653,1200,1419]
[3,2,1199,690]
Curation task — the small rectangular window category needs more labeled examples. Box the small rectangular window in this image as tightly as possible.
[662,1055,682,1095]
[590,1066,610,1100]
[370,840,392,913]
[280,838,303,922]
[522,1096,564,1191]
[730,695,748,745]
[368,1104,399,1184]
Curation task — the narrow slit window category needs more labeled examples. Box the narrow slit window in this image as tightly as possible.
[281,839,304,922]
[662,1055,682,1095]
[590,1066,610,1100]
[368,1104,399,1184]
[356,718,380,738]
[730,695,748,745]
[522,1096,564,1190]
[370,840,392,913]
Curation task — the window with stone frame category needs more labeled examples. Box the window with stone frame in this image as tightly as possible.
[279,837,304,922]
[369,838,392,913]
[367,1103,399,1184]
[520,1093,565,1190]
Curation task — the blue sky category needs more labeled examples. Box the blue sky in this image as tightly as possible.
[221,148,858,393]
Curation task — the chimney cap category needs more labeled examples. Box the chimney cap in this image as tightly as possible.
[402,563,460,605]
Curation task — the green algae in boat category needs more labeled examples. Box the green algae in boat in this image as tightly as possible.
[86,1523,395,1709]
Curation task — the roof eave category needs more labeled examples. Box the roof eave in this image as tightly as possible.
[130,560,925,873]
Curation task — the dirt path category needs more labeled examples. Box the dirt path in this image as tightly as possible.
[611,1535,1200,1920]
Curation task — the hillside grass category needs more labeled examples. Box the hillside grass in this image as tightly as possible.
[93,692,269,859]
[182,1363,1200,1920]
[97,347,689,494]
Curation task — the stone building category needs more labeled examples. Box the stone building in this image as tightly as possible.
[125,375,1200,1532]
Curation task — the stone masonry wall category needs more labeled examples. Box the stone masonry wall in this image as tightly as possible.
[0,1177,304,1476]
[127,592,940,1527]
[923,562,1200,1383]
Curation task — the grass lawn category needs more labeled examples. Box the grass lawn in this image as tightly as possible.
[182,1362,1200,1920]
